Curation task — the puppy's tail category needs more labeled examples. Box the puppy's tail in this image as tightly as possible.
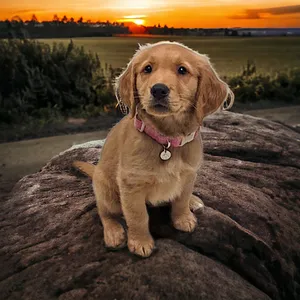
[72,160,95,178]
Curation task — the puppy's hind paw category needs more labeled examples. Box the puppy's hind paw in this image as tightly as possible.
[173,212,197,232]
[189,194,204,212]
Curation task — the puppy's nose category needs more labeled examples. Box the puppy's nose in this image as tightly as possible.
[151,83,170,99]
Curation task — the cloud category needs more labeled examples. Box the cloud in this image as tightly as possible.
[14,9,47,14]
[264,5,300,15]
[9,8,49,19]
[230,11,261,20]
[229,5,300,20]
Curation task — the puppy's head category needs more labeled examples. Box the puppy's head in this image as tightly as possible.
[115,41,234,122]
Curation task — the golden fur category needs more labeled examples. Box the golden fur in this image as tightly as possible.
[73,41,234,257]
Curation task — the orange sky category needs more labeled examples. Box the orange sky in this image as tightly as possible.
[1,1,300,28]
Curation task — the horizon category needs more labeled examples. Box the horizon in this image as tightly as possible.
[1,1,300,29]
[1,16,300,30]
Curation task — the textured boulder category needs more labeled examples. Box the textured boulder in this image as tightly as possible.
[1,111,299,300]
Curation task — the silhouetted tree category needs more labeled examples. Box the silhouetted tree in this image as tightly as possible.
[231,30,238,36]
[31,14,38,24]
[163,24,168,34]
[52,14,60,25]
[4,19,11,27]
[9,16,27,38]
[11,15,23,24]
[62,15,68,24]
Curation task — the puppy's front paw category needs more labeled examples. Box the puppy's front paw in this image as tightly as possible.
[104,223,127,249]
[127,235,155,258]
[189,194,204,212]
[172,212,197,232]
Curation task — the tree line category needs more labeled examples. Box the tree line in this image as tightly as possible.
[2,14,127,27]
[0,14,241,39]
[0,15,130,39]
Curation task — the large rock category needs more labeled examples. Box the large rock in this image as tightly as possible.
[1,111,299,300]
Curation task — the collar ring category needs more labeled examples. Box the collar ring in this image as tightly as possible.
[164,141,171,149]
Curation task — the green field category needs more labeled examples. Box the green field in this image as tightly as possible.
[41,35,300,76]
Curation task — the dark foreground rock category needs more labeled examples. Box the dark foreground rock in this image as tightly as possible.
[1,111,299,300]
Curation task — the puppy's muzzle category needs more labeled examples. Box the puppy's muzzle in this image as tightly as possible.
[150,83,170,110]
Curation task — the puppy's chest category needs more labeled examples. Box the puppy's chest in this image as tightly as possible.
[146,160,195,206]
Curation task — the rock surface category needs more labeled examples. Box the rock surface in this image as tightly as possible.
[1,111,300,300]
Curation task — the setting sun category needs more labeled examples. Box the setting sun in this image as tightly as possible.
[133,19,144,25]
[118,15,146,26]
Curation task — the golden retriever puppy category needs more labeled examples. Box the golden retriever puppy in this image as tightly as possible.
[73,41,234,258]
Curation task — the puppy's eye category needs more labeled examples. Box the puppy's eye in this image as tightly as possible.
[144,65,152,73]
[178,66,187,75]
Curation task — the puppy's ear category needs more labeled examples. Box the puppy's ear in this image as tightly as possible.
[115,60,137,118]
[196,57,234,123]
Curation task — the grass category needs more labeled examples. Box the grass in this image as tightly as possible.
[1,37,299,142]
[41,36,300,76]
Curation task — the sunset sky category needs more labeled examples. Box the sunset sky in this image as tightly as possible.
[1,1,300,28]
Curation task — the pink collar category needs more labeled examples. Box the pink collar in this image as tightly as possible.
[134,114,199,148]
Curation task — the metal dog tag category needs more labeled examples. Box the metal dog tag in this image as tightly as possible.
[160,149,172,161]
[160,141,172,161]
